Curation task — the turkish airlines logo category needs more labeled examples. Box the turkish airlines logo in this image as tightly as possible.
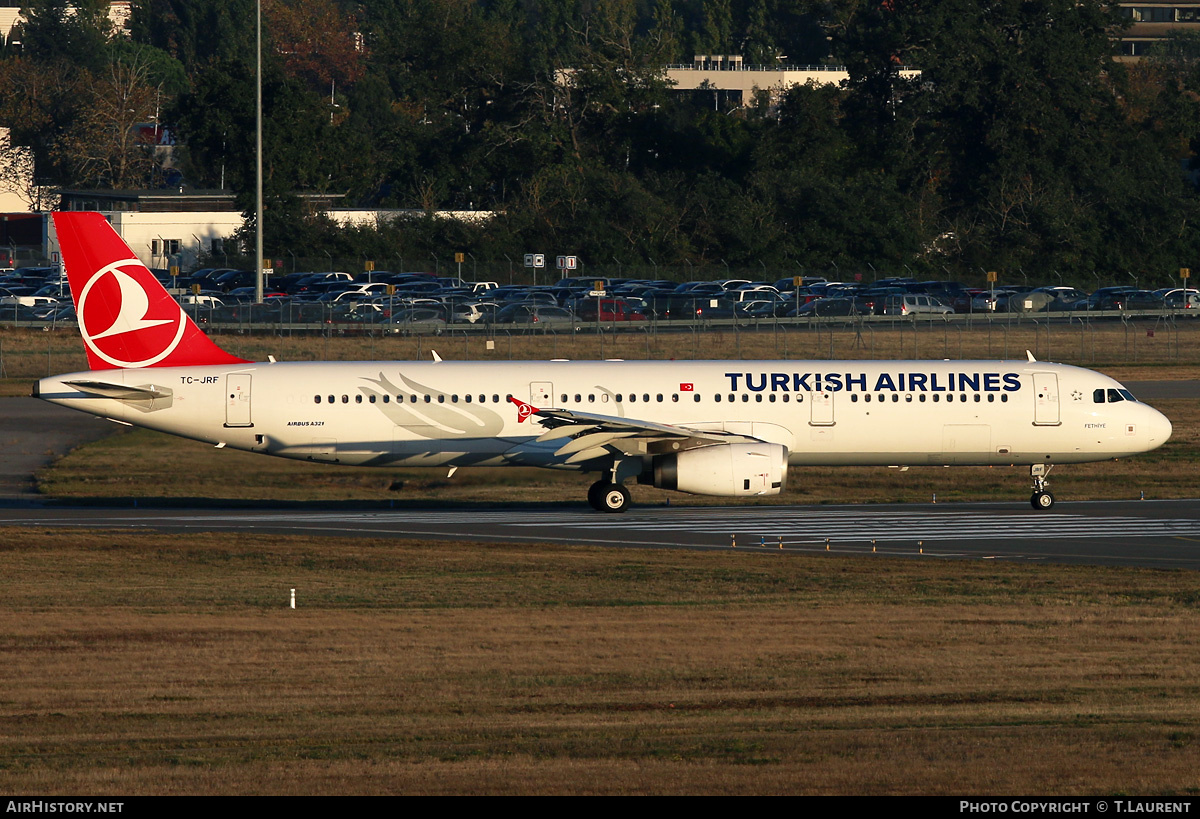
[508,396,537,423]
[76,259,187,368]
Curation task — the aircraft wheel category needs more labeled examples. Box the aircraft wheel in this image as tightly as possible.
[1031,491,1055,511]
[587,480,608,511]
[599,483,630,513]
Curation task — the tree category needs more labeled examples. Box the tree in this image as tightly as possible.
[127,0,257,73]
[16,0,113,73]
[263,0,363,95]
[54,54,167,189]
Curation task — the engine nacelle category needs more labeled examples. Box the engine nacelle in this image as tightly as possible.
[641,443,789,497]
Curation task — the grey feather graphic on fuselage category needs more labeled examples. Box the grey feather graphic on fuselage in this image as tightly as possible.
[361,371,506,438]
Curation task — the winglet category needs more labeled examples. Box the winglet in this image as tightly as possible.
[1026,350,1037,362]
[508,395,539,423]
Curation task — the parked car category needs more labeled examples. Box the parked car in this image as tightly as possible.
[880,294,953,317]
[494,304,579,329]
[378,307,448,334]
[574,298,647,322]
[1158,288,1200,309]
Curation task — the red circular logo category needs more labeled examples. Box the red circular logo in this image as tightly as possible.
[77,260,186,368]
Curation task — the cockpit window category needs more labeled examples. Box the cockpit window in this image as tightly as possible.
[1107,389,1124,403]
[1093,389,1105,403]
[1119,389,1137,402]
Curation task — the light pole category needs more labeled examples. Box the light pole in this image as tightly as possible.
[254,0,264,305]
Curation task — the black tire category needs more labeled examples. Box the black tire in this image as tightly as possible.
[587,480,608,511]
[1031,491,1055,511]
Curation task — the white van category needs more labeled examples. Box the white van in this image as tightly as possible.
[881,294,953,317]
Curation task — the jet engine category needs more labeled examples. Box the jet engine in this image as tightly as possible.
[640,442,789,497]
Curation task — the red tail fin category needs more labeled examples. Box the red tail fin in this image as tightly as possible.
[54,212,250,370]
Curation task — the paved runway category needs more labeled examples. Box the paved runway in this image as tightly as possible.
[1,380,1196,569]
[3,499,1200,569]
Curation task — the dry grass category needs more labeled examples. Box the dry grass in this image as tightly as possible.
[1,528,1199,794]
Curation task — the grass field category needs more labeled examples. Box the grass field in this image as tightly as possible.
[3,322,1198,794]
[2,529,1199,795]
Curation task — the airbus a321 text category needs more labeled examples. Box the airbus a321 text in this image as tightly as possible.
[35,212,1173,513]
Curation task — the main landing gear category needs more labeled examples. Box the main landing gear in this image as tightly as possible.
[1030,464,1055,510]
[588,479,630,513]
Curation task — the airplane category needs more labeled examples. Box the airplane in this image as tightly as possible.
[35,211,1173,513]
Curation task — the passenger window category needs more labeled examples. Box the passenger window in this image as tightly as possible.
[355,395,362,403]
[314,395,321,404]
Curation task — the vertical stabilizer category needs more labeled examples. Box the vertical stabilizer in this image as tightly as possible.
[54,212,250,370]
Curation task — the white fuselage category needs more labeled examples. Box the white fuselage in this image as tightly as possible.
[36,358,1172,473]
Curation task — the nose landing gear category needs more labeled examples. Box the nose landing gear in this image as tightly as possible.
[1030,464,1055,510]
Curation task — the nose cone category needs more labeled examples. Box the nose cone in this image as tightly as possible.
[1145,406,1173,451]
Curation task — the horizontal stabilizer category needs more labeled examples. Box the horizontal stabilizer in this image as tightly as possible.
[64,380,172,400]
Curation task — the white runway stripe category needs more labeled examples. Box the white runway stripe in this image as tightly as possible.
[6,507,1196,544]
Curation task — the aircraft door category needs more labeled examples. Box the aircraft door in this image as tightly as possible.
[1032,373,1060,426]
[225,373,252,427]
[530,382,554,405]
[809,391,834,426]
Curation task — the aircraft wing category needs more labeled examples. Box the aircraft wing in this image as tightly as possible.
[511,399,759,464]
